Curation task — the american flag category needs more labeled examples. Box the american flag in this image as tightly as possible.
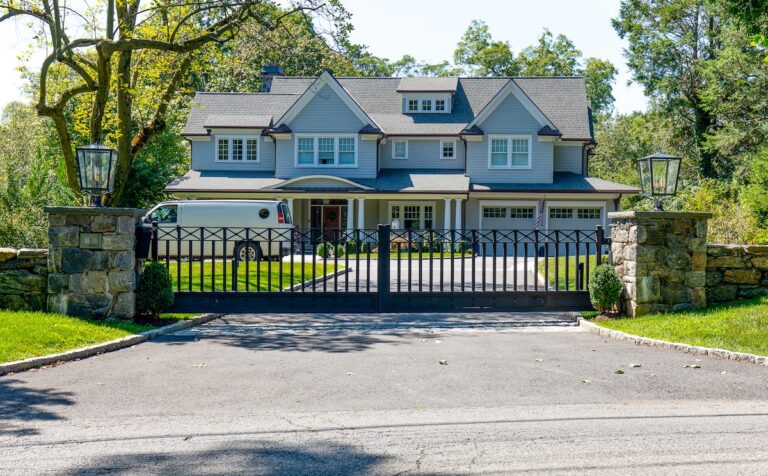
[534,201,545,230]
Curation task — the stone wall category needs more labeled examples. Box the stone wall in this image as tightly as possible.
[45,207,144,319]
[706,244,768,302]
[609,211,712,317]
[0,248,48,311]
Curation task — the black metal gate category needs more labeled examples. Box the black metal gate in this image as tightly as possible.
[149,224,608,313]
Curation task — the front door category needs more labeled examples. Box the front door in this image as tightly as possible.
[322,206,341,240]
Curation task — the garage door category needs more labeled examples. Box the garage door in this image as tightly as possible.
[480,206,537,256]
[547,207,603,231]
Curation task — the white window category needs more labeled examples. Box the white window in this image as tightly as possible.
[549,208,573,219]
[294,135,357,167]
[488,135,531,169]
[441,140,455,159]
[232,139,243,161]
[483,207,506,218]
[402,95,450,113]
[318,137,335,165]
[297,137,315,165]
[338,137,355,165]
[216,136,260,162]
[390,202,434,230]
[246,139,258,161]
[510,207,534,219]
[393,140,408,160]
[577,208,601,220]
[217,139,229,162]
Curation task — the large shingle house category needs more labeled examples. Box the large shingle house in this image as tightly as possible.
[167,66,638,234]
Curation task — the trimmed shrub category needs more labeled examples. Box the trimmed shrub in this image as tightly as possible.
[334,244,346,258]
[588,262,623,314]
[136,261,174,319]
[317,242,329,258]
[360,242,371,253]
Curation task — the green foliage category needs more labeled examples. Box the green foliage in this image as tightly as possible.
[136,262,174,320]
[0,102,77,248]
[588,263,623,314]
[454,20,520,76]
[117,128,190,209]
[335,244,346,258]
[742,147,768,238]
[317,243,328,258]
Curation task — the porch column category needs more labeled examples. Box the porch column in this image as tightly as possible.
[454,198,463,231]
[346,198,355,232]
[357,198,365,230]
[443,199,452,230]
[286,198,294,217]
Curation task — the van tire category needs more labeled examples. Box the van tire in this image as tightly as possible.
[235,241,262,262]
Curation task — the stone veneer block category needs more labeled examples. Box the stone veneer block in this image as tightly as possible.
[45,207,144,319]
[0,247,48,311]
[608,211,712,317]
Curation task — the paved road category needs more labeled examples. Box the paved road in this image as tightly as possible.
[2,313,768,474]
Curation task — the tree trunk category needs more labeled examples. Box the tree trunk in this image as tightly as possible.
[693,102,716,179]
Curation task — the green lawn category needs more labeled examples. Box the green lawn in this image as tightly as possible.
[595,297,768,356]
[165,261,340,292]
[543,255,599,291]
[0,310,202,363]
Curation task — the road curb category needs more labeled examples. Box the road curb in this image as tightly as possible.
[579,317,768,365]
[0,313,222,376]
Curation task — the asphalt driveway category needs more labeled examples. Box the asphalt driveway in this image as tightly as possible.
[2,313,768,474]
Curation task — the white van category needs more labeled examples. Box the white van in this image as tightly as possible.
[144,200,294,261]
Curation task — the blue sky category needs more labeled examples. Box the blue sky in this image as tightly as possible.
[0,0,647,114]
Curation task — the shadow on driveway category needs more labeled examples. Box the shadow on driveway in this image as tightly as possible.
[0,378,74,437]
[66,440,389,476]
[150,312,576,353]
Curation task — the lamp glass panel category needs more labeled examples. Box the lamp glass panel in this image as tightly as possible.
[638,158,651,194]
[650,158,669,195]
[665,158,680,194]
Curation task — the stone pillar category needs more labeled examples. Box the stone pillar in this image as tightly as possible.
[608,211,711,317]
[45,207,144,319]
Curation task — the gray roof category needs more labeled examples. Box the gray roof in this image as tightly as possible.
[183,93,297,135]
[165,170,636,195]
[203,114,273,129]
[187,76,593,139]
[471,173,641,193]
[357,169,469,192]
[165,170,284,192]
[396,77,458,92]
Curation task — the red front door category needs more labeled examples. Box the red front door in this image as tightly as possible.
[322,206,341,240]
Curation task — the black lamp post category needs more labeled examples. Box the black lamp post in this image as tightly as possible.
[75,143,118,207]
[636,153,681,211]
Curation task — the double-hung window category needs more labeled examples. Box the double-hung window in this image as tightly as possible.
[488,135,531,169]
[421,99,432,111]
[216,136,259,162]
[390,202,434,230]
[407,99,419,112]
[295,135,357,167]
[441,140,455,159]
[393,140,408,160]
[435,99,446,111]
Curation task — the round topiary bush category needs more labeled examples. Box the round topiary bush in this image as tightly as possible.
[316,242,329,258]
[588,261,623,314]
[334,244,346,258]
[136,261,174,320]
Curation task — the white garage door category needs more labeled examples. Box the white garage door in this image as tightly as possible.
[547,206,603,232]
[481,206,536,231]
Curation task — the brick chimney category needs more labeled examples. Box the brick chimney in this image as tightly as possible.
[261,65,285,92]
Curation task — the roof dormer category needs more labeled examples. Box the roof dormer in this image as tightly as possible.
[397,77,457,114]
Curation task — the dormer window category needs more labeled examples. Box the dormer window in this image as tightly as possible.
[402,93,451,113]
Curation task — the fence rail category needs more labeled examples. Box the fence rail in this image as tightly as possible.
[149,224,607,296]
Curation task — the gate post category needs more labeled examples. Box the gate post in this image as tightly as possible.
[377,224,390,312]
